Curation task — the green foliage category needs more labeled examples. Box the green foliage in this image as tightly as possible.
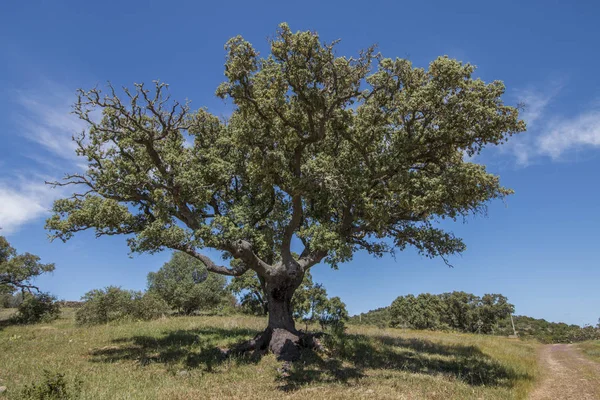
[351,307,392,328]
[46,24,524,288]
[1,292,24,308]
[75,286,168,325]
[12,292,61,324]
[318,296,349,329]
[359,291,514,334]
[147,252,228,314]
[390,293,447,330]
[496,315,600,343]
[21,370,82,400]
[0,236,55,294]
[229,270,348,329]
[134,291,171,320]
[228,271,267,315]
[291,272,327,321]
[291,272,348,329]
[476,294,515,334]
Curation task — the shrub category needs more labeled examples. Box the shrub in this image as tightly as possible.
[318,296,349,330]
[132,291,169,320]
[21,370,82,400]
[1,292,24,308]
[12,292,61,324]
[75,286,168,325]
[147,252,229,315]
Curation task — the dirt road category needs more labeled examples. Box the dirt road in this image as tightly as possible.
[529,344,600,400]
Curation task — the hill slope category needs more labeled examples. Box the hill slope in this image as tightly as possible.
[0,310,539,399]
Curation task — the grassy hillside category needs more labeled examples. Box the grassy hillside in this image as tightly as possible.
[0,309,539,399]
[577,341,600,363]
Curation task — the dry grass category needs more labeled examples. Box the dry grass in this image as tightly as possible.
[577,340,600,363]
[0,307,16,321]
[0,309,540,399]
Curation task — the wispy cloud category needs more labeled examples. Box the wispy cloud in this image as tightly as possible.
[0,174,68,234]
[13,82,84,162]
[1,81,83,234]
[500,84,600,165]
[538,110,600,160]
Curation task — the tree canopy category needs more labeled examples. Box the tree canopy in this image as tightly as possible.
[46,23,524,275]
[389,291,514,333]
[45,23,525,359]
[147,252,228,314]
[0,236,55,294]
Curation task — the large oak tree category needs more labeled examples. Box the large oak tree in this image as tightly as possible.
[46,24,525,360]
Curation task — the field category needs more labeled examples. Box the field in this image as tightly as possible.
[577,340,600,363]
[0,308,540,399]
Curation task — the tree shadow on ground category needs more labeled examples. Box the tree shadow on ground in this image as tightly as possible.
[278,333,533,391]
[88,327,532,391]
[89,326,263,372]
[0,319,10,331]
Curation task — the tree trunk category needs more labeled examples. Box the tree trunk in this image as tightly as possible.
[228,265,321,361]
[262,273,304,361]
[266,289,296,332]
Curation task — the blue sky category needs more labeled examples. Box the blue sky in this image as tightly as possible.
[1,0,599,326]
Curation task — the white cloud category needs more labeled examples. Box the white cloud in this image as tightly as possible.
[538,110,600,159]
[0,176,66,234]
[515,88,558,128]
[14,83,84,161]
[0,188,46,234]
[1,81,85,234]
[498,84,600,165]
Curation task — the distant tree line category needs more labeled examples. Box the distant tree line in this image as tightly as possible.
[351,291,514,333]
[389,292,514,333]
[351,291,600,343]
[495,315,600,343]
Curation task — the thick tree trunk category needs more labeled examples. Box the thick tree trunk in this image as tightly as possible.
[266,288,296,332]
[262,272,304,360]
[228,264,321,361]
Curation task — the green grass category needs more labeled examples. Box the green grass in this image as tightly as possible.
[577,340,600,363]
[0,309,540,399]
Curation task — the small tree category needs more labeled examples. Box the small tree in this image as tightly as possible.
[148,252,228,314]
[46,24,525,360]
[317,296,349,330]
[440,291,479,331]
[13,292,61,324]
[390,293,446,330]
[75,286,168,325]
[291,272,329,329]
[0,236,55,295]
[228,270,268,315]
[475,294,514,334]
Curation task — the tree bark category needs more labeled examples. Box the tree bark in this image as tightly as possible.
[228,263,322,361]
[262,271,304,360]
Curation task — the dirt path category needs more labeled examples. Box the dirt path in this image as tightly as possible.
[529,344,600,400]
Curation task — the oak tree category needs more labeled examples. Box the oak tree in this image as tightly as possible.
[46,24,525,360]
[147,251,228,314]
[0,235,55,295]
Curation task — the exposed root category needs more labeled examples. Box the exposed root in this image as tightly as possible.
[222,328,327,361]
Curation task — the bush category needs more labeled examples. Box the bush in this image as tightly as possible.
[133,291,170,321]
[147,252,229,315]
[21,370,82,400]
[318,296,349,330]
[1,292,24,308]
[12,292,61,324]
[76,286,168,325]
